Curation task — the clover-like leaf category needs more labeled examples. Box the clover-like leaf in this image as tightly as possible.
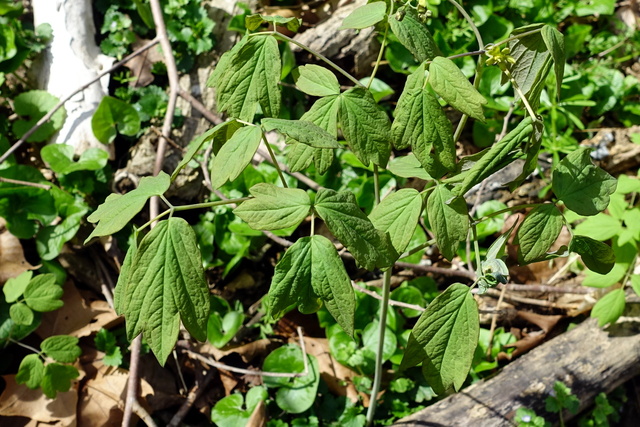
[3,271,33,303]
[16,354,44,389]
[23,274,63,312]
[40,363,79,399]
[41,335,81,363]
[9,303,34,325]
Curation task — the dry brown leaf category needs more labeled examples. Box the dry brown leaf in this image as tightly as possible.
[0,218,35,284]
[124,38,164,87]
[36,282,120,339]
[246,399,267,427]
[0,375,78,426]
[516,311,563,334]
[77,366,153,427]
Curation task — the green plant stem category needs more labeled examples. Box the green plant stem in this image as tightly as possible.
[472,203,543,225]
[506,70,539,122]
[9,338,42,356]
[447,0,484,51]
[373,165,381,205]
[366,269,391,427]
[493,28,543,48]
[250,31,364,88]
[367,2,393,87]
[261,133,289,188]
[400,238,437,259]
[471,224,482,275]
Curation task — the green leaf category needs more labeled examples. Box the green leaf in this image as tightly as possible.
[85,172,171,242]
[210,125,262,189]
[40,363,79,399]
[591,288,625,327]
[95,328,123,366]
[41,144,108,175]
[262,118,340,149]
[631,275,640,298]
[515,204,564,264]
[552,147,617,216]
[573,213,621,241]
[541,25,565,98]
[429,57,487,122]
[211,387,268,427]
[172,120,243,180]
[267,237,320,319]
[293,64,340,97]
[41,335,81,363]
[3,271,33,303]
[207,302,244,349]
[454,117,534,196]
[388,154,432,180]
[16,354,44,389]
[23,274,63,312]
[369,189,423,254]
[427,185,469,261]
[339,1,387,30]
[209,35,281,122]
[388,7,439,62]
[9,302,34,325]
[91,96,141,144]
[339,88,391,168]
[234,183,310,231]
[263,344,320,414]
[392,63,454,177]
[12,90,66,142]
[309,235,355,338]
[120,218,210,365]
[570,235,615,275]
[245,14,301,32]
[0,293,42,347]
[114,236,137,316]
[314,188,398,270]
[401,283,479,394]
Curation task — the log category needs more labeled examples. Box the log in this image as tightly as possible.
[395,304,640,426]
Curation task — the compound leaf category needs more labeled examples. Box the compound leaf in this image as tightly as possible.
[516,204,564,264]
[210,125,262,189]
[234,183,311,230]
[40,363,79,399]
[429,57,487,122]
[369,188,423,254]
[427,185,468,261]
[41,335,81,363]
[3,271,33,303]
[85,172,171,242]
[16,354,44,389]
[9,303,34,326]
[23,274,63,312]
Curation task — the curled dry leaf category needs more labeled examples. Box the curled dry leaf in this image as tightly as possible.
[0,218,35,284]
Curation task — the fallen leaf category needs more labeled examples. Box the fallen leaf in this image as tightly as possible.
[0,218,35,284]
[124,38,164,88]
[246,399,267,427]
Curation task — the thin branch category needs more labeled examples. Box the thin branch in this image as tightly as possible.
[168,366,217,427]
[0,176,51,190]
[255,147,322,191]
[486,284,507,359]
[352,282,425,313]
[395,261,477,280]
[0,39,160,165]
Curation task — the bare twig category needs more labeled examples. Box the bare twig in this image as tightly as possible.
[132,399,158,427]
[0,39,160,165]
[485,285,507,359]
[352,282,425,313]
[0,176,51,190]
[497,282,591,294]
[168,366,217,427]
[122,335,143,427]
[395,261,477,280]
[149,126,184,152]
[479,288,578,309]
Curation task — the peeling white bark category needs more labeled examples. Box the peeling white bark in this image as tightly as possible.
[32,0,115,155]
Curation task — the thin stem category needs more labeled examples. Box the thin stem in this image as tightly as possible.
[399,238,436,259]
[366,270,392,427]
[493,28,544,48]
[509,71,539,122]
[262,132,288,188]
[250,31,364,88]
[0,176,51,190]
[373,165,380,205]
[367,2,393,87]
[9,338,42,356]
[447,0,484,51]
[472,224,482,276]
[310,212,315,236]
[472,203,542,225]
[172,197,252,212]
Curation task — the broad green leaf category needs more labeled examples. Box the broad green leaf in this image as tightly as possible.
[41,335,81,363]
[401,283,479,394]
[515,204,563,264]
[3,271,33,303]
[263,344,320,414]
[85,172,171,241]
[427,185,468,261]
[631,275,640,298]
[267,237,320,319]
[339,88,391,168]
[40,363,79,399]
[388,154,432,180]
[262,118,340,149]
[541,25,565,97]
[91,96,141,144]
[507,24,552,110]
[207,296,244,348]
[0,294,42,347]
[172,120,243,180]
[583,241,635,288]
[314,188,398,270]
[552,147,617,216]
[234,183,311,230]
[392,63,454,177]
[23,274,63,312]
[507,120,544,191]
[369,189,423,253]
[209,35,281,122]
[114,235,137,316]
[454,117,534,196]
[339,1,387,30]
[211,387,268,427]
[429,57,487,122]
[16,354,44,389]
[121,218,210,365]
[36,190,89,261]
[41,144,108,175]
[9,303,34,325]
[570,235,615,275]
[591,288,625,327]
[286,95,339,174]
[12,90,66,142]
[363,321,397,363]
[310,235,355,337]
[293,64,340,97]
[210,125,262,189]
[574,213,621,241]
[388,7,439,62]
[245,14,301,32]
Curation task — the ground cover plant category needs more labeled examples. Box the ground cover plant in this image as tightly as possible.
[1,0,640,425]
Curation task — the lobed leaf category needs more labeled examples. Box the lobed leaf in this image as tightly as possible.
[12,90,66,142]
[234,183,311,231]
[85,172,171,242]
[427,185,468,261]
[429,57,487,122]
[40,363,79,399]
[369,189,423,254]
[16,354,44,389]
[23,274,63,312]
[3,271,33,303]
[41,335,81,363]
[9,303,34,326]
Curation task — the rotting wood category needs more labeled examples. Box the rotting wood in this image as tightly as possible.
[394,303,640,426]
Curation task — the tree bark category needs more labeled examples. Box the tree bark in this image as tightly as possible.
[395,306,640,426]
